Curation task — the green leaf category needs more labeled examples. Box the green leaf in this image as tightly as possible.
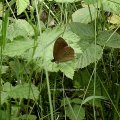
[61,98,82,106]
[59,62,75,79]
[1,66,8,74]
[0,110,9,120]
[77,44,103,68]
[2,82,13,104]
[61,98,85,120]
[32,26,81,79]
[66,104,85,120]
[70,22,95,39]
[2,82,12,92]
[70,22,103,68]
[9,83,39,99]
[73,69,103,97]
[16,0,29,15]
[1,82,39,104]
[84,0,98,4]
[72,5,97,23]
[1,92,9,105]
[43,0,80,3]
[82,96,107,105]
[7,19,34,40]
[33,27,64,59]
[3,37,34,57]
[97,31,120,48]
[102,0,120,15]
[12,114,37,120]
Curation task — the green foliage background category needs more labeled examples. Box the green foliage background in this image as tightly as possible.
[0,0,120,120]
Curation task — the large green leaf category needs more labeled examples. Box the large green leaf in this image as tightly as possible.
[31,26,81,79]
[70,22,95,39]
[31,25,103,79]
[33,27,64,59]
[1,82,39,104]
[7,19,34,40]
[3,37,34,57]
[72,5,97,23]
[16,0,29,15]
[70,22,103,68]
[97,31,120,48]
[77,44,103,68]
[9,83,39,99]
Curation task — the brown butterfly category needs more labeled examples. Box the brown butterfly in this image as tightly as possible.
[52,37,75,63]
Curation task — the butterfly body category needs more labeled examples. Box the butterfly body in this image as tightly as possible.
[52,37,74,63]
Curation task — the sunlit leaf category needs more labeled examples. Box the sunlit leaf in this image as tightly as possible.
[7,19,34,40]
[3,37,34,57]
[16,0,29,15]
[32,27,81,79]
[9,83,39,99]
[1,82,39,104]
[72,5,97,23]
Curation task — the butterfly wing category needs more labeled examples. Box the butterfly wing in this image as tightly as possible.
[52,37,68,62]
[57,46,75,62]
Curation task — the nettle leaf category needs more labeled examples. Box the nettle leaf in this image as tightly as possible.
[1,82,39,104]
[72,5,97,23]
[7,19,34,41]
[9,83,39,99]
[59,62,76,79]
[3,37,34,57]
[97,31,120,48]
[77,44,103,68]
[16,0,29,15]
[33,27,81,79]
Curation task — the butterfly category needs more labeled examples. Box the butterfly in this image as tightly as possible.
[52,37,75,63]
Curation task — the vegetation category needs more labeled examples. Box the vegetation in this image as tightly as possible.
[0,0,120,120]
